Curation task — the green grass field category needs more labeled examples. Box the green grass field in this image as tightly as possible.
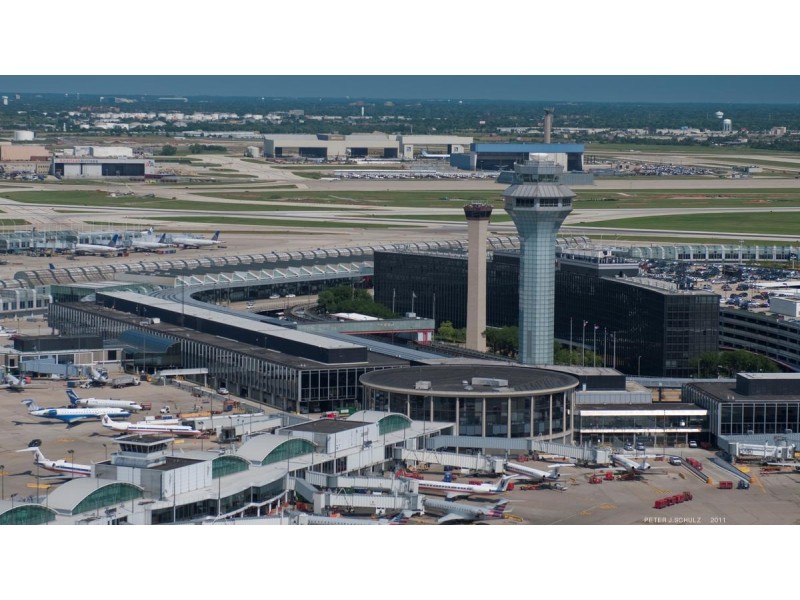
[0,191,348,212]
[195,190,504,208]
[150,216,415,228]
[577,212,800,236]
[375,213,513,223]
[574,188,800,209]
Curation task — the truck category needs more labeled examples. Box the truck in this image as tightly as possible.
[111,374,141,389]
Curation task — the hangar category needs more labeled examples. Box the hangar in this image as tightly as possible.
[262,133,471,161]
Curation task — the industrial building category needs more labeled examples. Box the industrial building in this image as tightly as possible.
[51,156,156,178]
[262,133,472,160]
[0,142,51,175]
[450,142,592,183]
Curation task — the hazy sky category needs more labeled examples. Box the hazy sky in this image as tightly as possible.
[2,76,800,103]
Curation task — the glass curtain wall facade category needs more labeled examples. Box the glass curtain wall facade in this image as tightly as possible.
[363,388,571,440]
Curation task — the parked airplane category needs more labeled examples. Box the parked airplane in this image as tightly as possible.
[404,474,519,500]
[16,447,92,477]
[131,233,174,252]
[73,234,121,256]
[2,373,49,392]
[171,231,221,249]
[423,497,510,524]
[610,454,651,474]
[66,389,143,412]
[504,461,574,483]
[21,398,131,423]
[100,413,206,437]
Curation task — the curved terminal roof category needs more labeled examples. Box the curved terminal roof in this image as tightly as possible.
[237,434,309,464]
[348,410,412,425]
[46,478,143,514]
[360,365,579,397]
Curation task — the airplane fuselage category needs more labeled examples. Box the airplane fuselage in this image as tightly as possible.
[29,407,131,423]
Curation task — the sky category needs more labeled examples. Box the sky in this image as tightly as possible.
[2,75,800,103]
[3,1,797,104]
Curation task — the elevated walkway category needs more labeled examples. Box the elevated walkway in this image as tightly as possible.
[394,448,505,474]
[426,435,612,466]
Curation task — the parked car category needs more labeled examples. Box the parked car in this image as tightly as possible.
[624,443,633,451]
[688,440,698,448]
[668,456,682,465]
[217,387,229,395]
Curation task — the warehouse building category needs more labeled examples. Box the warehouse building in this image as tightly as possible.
[262,133,471,160]
[450,142,592,183]
[51,156,156,178]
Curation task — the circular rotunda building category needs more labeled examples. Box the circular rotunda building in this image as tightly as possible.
[360,365,579,441]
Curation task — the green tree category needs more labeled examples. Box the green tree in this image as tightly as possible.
[486,326,518,357]
[316,285,394,318]
[160,144,177,156]
[437,321,466,344]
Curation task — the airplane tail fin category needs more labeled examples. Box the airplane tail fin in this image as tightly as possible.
[49,263,56,270]
[487,499,510,518]
[17,447,46,464]
[109,234,119,247]
[497,474,519,492]
[21,398,39,411]
[66,389,80,405]
[100,414,112,426]
[388,511,411,525]
[158,233,167,243]
[211,231,220,241]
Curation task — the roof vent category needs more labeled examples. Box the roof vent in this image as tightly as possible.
[414,380,431,391]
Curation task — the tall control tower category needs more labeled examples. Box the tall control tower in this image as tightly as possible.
[503,157,574,365]
[463,203,493,352]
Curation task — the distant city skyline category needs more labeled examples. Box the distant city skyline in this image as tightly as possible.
[2,76,800,104]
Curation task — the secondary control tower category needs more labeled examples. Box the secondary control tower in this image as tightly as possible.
[503,156,574,365]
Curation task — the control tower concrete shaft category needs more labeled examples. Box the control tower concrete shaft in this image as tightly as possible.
[503,159,574,365]
[463,203,493,352]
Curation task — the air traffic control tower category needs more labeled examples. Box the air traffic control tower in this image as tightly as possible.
[503,157,575,365]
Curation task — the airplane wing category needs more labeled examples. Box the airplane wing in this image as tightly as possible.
[445,492,470,501]
[437,513,474,525]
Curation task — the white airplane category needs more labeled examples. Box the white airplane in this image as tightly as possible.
[66,389,143,412]
[505,461,574,483]
[22,398,131,424]
[73,234,121,256]
[423,497,510,525]
[404,474,519,500]
[100,413,206,438]
[171,231,221,249]
[610,454,651,474]
[16,447,92,478]
[130,233,174,252]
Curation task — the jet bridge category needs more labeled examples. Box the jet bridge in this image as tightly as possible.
[394,448,505,474]
[300,471,424,515]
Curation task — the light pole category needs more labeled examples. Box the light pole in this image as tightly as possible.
[67,450,75,479]
[10,492,17,508]
[637,355,642,377]
[581,320,587,366]
[592,324,597,368]
[0,464,4,500]
[103,444,108,461]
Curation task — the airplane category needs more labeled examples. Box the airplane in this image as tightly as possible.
[504,461,574,483]
[130,233,174,252]
[610,454,651,475]
[403,474,519,500]
[21,398,131,423]
[73,234,121,256]
[100,413,206,437]
[171,231,221,249]
[2,373,46,392]
[423,497,510,525]
[16,447,92,478]
[420,150,450,159]
[66,389,143,412]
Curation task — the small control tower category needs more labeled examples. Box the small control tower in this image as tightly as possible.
[503,157,574,365]
[463,203,493,352]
